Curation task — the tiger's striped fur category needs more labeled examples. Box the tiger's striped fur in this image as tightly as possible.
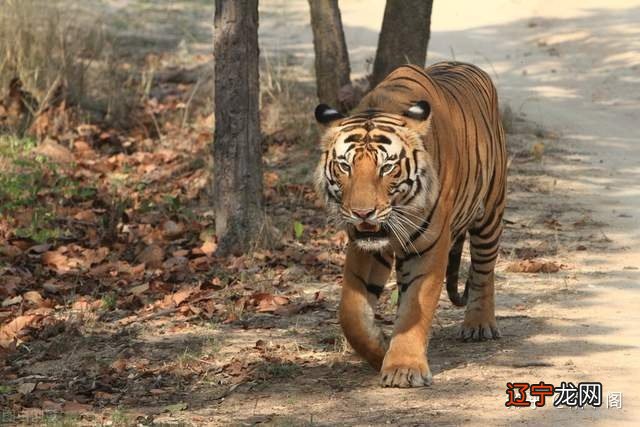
[314,61,507,388]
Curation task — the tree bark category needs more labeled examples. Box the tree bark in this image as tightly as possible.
[308,0,351,110]
[371,0,434,87]
[213,0,263,255]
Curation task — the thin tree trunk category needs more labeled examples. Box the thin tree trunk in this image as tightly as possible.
[308,0,351,110]
[213,0,263,255]
[371,0,433,87]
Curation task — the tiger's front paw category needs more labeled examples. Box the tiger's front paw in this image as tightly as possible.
[380,353,432,388]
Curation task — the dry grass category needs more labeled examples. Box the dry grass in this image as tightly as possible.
[260,56,319,148]
[0,0,140,128]
[0,0,318,137]
[0,1,94,104]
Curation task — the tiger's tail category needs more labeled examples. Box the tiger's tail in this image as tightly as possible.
[446,233,469,306]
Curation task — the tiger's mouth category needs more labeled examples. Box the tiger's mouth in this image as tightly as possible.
[352,225,389,241]
[355,222,380,233]
[351,225,390,251]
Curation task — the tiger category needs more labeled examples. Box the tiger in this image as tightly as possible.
[313,61,507,388]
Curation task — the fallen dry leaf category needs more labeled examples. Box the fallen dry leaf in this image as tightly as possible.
[506,260,562,273]
[0,276,21,297]
[83,247,109,266]
[2,295,22,307]
[111,358,128,373]
[331,230,349,246]
[0,314,40,348]
[28,243,52,254]
[172,249,189,257]
[73,209,97,222]
[42,280,71,294]
[129,283,150,295]
[23,291,44,307]
[17,382,37,395]
[190,256,212,271]
[514,247,545,260]
[36,382,55,391]
[42,250,75,274]
[162,220,185,239]
[172,286,197,306]
[249,292,290,313]
[0,244,22,258]
[25,307,54,316]
[71,298,101,311]
[264,171,280,187]
[137,244,165,269]
[187,304,201,315]
[200,239,217,257]
[163,256,189,271]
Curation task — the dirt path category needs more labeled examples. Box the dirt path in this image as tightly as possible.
[425,1,640,425]
[447,2,640,424]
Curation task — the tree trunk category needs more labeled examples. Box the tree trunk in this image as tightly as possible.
[213,0,263,255]
[308,0,351,110]
[371,0,434,87]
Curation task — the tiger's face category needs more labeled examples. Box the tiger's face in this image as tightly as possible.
[314,102,439,252]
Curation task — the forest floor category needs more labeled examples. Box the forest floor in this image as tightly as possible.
[1,1,639,426]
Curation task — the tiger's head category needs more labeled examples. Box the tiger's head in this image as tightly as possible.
[314,101,439,252]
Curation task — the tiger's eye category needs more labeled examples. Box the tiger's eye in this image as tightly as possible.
[338,161,351,174]
[380,163,395,175]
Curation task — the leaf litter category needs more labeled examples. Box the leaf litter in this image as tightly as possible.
[0,49,348,423]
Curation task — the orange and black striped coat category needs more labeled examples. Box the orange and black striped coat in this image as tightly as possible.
[314,61,506,387]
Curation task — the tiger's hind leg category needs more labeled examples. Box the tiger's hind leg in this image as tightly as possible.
[446,233,468,307]
[459,216,503,341]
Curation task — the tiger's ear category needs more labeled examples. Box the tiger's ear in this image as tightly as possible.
[405,101,431,121]
[315,104,344,126]
[404,101,432,135]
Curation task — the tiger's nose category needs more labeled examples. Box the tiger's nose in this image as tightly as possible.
[352,208,376,220]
